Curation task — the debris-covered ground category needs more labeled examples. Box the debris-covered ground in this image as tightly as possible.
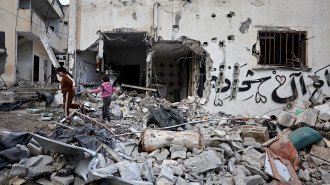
[0,88,330,185]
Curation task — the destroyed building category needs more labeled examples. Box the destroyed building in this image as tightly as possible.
[0,1,330,185]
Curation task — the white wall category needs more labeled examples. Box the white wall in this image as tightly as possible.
[17,39,33,81]
[76,0,330,116]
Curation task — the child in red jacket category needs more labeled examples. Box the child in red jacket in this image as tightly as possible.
[91,74,117,125]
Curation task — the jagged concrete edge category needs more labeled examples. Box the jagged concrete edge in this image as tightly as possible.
[30,133,134,185]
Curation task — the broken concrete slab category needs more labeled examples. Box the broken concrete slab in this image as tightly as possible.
[176,177,189,185]
[213,130,226,137]
[295,108,319,127]
[156,149,170,161]
[73,116,85,125]
[9,164,28,177]
[310,145,330,162]
[219,143,234,158]
[27,166,56,179]
[118,162,142,181]
[157,165,174,182]
[277,111,296,127]
[298,169,311,182]
[50,173,74,185]
[241,146,265,169]
[183,150,223,174]
[170,144,187,159]
[246,175,265,185]
[19,155,54,168]
[27,142,42,157]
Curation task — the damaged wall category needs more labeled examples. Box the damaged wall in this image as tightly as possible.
[0,0,19,84]
[75,0,330,116]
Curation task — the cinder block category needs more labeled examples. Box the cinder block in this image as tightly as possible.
[241,125,269,143]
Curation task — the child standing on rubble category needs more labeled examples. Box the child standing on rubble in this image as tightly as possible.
[91,74,117,125]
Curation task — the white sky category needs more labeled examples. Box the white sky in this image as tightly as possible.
[59,0,70,5]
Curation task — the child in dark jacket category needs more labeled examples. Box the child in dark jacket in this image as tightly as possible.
[91,74,117,124]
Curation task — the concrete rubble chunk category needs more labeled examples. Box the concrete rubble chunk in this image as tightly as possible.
[93,164,118,176]
[295,108,319,127]
[50,173,74,185]
[192,148,202,155]
[219,143,234,158]
[149,149,160,158]
[176,177,189,185]
[9,164,28,177]
[226,132,243,142]
[170,144,187,159]
[243,163,269,180]
[130,180,154,185]
[277,111,296,127]
[318,112,330,121]
[234,165,247,185]
[183,150,223,174]
[73,176,85,185]
[28,166,56,179]
[298,169,311,182]
[118,161,142,181]
[73,116,85,125]
[27,143,42,157]
[241,125,269,143]
[35,178,52,185]
[243,137,261,149]
[158,165,174,181]
[310,145,330,162]
[156,149,170,161]
[246,175,265,185]
[241,146,265,169]
[228,157,237,175]
[213,130,226,137]
[19,155,54,168]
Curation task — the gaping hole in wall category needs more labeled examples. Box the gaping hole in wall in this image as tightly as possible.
[0,32,6,76]
[102,32,147,87]
[151,40,209,102]
[258,31,307,67]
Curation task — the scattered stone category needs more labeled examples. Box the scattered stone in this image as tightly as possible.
[149,149,160,158]
[241,146,265,169]
[241,125,269,143]
[298,169,311,182]
[176,177,189,185]
[246,175,265,185]
[156,149,170,161]
[295,108,319,127]
[183,150,223,174]
[73,116,85,125]
[35,178,52,185]
[277,111,296,127]
[158,165,174,181]
[318,112,330,121]
[50,173,74,185]
[73,176,85,185]
[310,145,330,162]
[192,148,202,155]
[131,180,154,185]
[93,164,118,176]
[199,98,207,105]
[170,144,187,159]
[213,130,226,137]
[243,137,261,149]
[9,164,28,177]
[219,143,234,158]
[118,162,142,181]
[27,143,42,157]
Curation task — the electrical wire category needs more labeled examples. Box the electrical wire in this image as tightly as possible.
[0,7,69,36]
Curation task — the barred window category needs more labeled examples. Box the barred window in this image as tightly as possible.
[258,31,307,67]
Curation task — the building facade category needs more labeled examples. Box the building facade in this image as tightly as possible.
[0,0,68,86]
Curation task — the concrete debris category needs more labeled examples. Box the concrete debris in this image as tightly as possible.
[183,150,223,174]
[2,88,330,184]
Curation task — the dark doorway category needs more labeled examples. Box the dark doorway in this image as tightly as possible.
[121,65,140,85]
[33,55,39,81]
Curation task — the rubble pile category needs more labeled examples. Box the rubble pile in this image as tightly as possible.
[0,89,329,184]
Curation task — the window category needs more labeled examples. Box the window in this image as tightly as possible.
[258,31,307,67]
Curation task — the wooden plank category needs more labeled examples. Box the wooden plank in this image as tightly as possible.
[102,144,122,162]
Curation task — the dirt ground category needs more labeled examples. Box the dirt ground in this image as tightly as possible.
[0,110,52,134]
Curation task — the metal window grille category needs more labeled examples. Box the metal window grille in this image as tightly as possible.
[258,31,307,67]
